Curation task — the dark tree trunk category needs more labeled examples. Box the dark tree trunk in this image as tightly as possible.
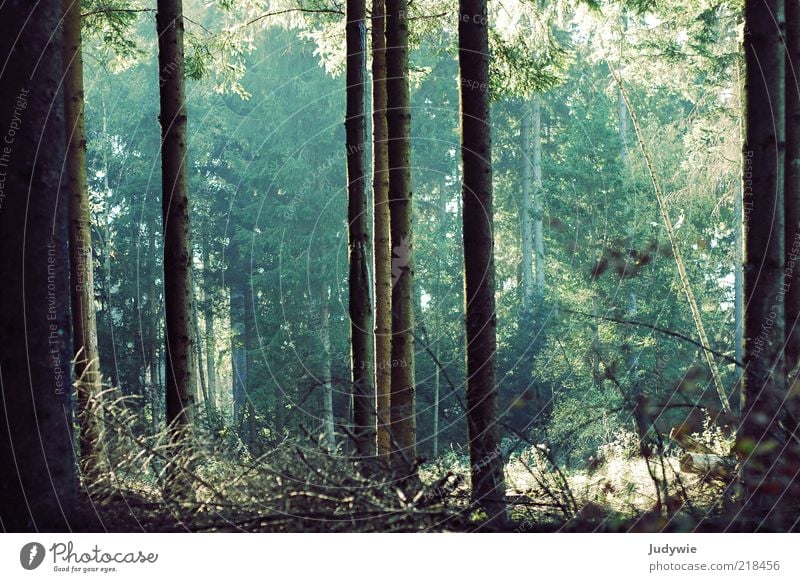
[386,0,416,475]
[739,0,788,528]
[63,0,104,476]
[0,0,78,531]
[157,0,196,441]
[346,0,376,458]
[785,0,800,417]
[458,0,508,524]
[372,0,392,462]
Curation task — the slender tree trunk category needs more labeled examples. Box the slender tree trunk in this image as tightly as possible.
[247,401,256,453]
[733,179,744,396]
[618,76,637,340]
[740,0,787,528]
[100,101,120,390]
[63,0,104,476]
[532,95,545,297]
[372,0,392,461]
[618,85,629,165]
[230,282,247,427]
[157,0,195,450]
[520,103,534,308]
[732,56,746,414]
[616,76,730,413]
[321,299,336,452]
[458,0,508,524]
[432,175,447,459]
[243,277,257,445]
[346,0,376,458]
[0,0,77,531]
[202,240,217,417]
[147,226,162,434]
[193,296,210,423]
[150,347,160,435]
[386,0,416,474]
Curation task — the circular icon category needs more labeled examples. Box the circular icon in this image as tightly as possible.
[20,542,45,570]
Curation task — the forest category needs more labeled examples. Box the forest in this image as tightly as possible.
[0,0,798,533]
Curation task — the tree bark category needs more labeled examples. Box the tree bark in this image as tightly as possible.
[458,0,508,524]
[63,0,104,476]
[785,0,800,422]
[740,0,787,528]
[0,0,77,531]
[346,0,376,458]
[386,0,416,474]
[157,0,195,446]
[372,0,392,462]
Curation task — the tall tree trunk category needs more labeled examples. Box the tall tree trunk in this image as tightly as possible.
[520,103,534,309]
[147,225,162,434]
[157,0,195,449]
[386,0,416,474]
[785,0,800,421]
[458,0,508,524]
[346,0,376,458]
[320,299,336,452]
[0,0,77,531]
[618,74,637,340]
[63,0,104,476]
[193,296,210,423]
[372,0,392,461]
[732,55,746,414]
[739,0,787,528]
[202,239,217,418]
[99,101,120,390]
[532,95,545,297]
[432,175,447,460]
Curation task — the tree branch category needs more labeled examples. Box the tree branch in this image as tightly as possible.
[559,306,742,367]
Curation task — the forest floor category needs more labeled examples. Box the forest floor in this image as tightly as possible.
[73,400,783,532]
[72,442,750,533]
